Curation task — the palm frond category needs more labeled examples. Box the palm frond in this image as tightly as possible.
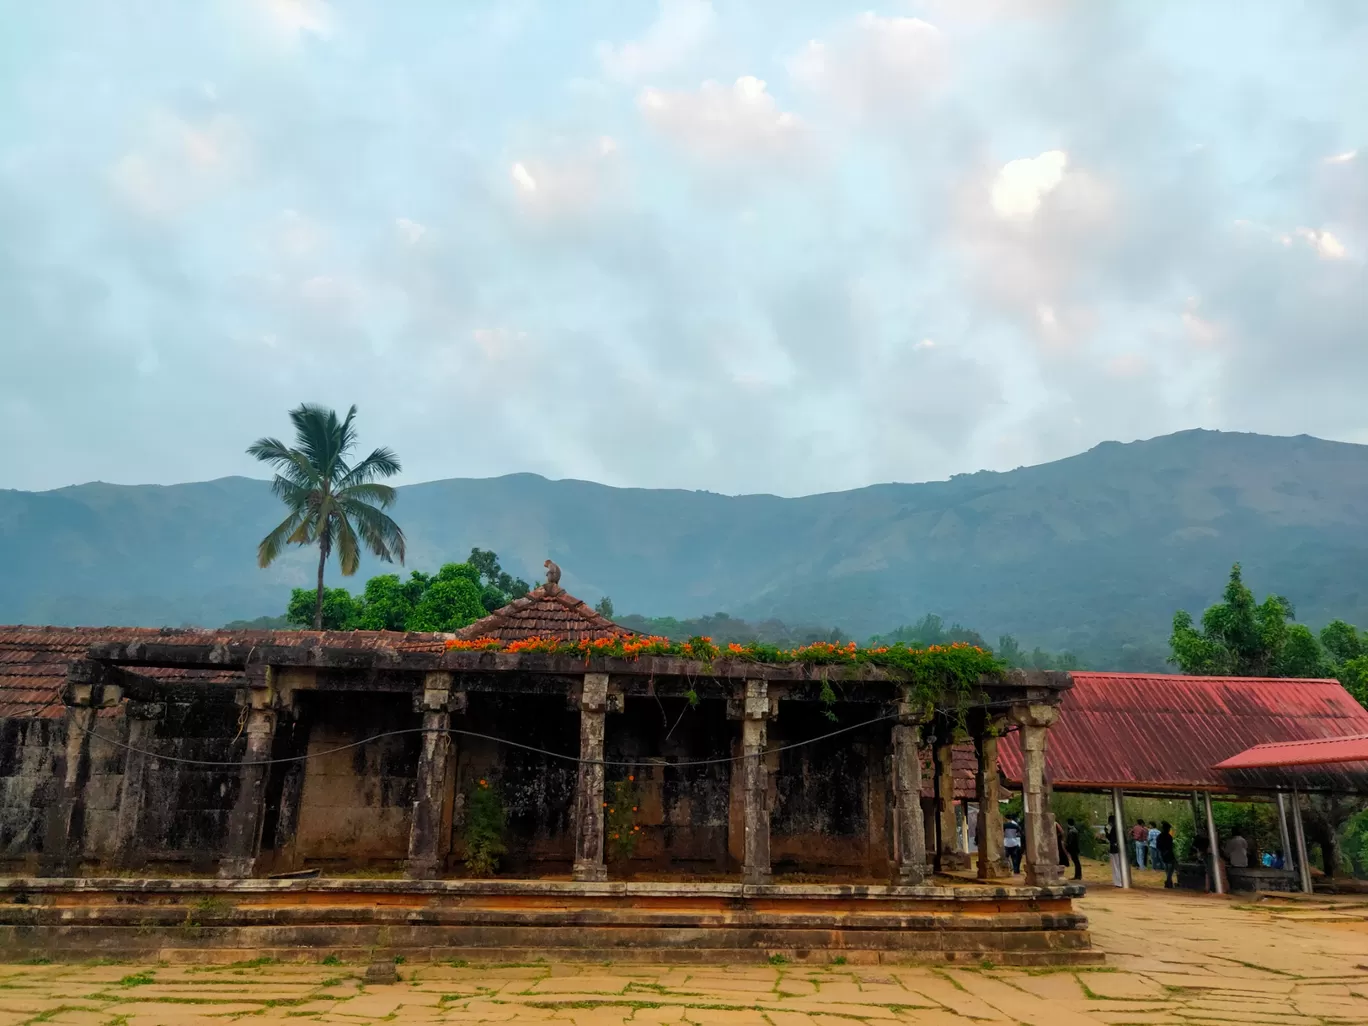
[287,404,352,485]
[257,510,307,568]
[335,513,362,576]
[339,447,402,488]
[270,476,320,510]
[336,481,398,509]
[343,499,407,565]
[247,438,309,484]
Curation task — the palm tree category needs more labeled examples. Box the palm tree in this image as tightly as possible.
[248,404,406,629]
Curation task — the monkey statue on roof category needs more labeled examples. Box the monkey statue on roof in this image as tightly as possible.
[543,558,562,591]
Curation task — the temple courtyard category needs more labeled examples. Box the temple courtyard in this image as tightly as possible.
[2,881,1366,1026]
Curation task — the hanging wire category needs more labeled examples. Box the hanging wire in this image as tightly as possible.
[72,713,901,770]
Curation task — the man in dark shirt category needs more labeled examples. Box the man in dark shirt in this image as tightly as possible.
[1065,818,1083,880]
[1156,821,1177,888]
[1105,815,1123,887]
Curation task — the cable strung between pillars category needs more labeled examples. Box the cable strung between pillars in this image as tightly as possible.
[66,692,1034,770]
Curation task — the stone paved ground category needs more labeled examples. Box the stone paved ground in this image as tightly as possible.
[2,887,1366,1025]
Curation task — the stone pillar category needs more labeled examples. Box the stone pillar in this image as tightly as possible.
[112,700,164,871]
[407,672,460,880]
[971,716,1009,879]
[1009,702,1062,887]
[41,662,101,876]
[219,667,279,879]
[890,700,928,884]
[933,732,969,871]
[572,673,610,882]
[741,679,772,885]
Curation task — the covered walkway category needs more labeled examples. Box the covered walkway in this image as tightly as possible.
[1000,672,1368,893]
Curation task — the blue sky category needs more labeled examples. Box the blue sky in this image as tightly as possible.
[3,0,1366,495]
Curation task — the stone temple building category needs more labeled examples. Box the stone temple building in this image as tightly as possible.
[0,575,1089,964]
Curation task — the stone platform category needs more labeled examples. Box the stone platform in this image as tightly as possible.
[0,877,1099,966]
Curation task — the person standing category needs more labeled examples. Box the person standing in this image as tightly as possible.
[1130,818,1149,868]
[1003,815,1023,873]
[1065,818,1083,880]
[1147,821,1160,870]
[1224,829,1249,869]
[1105,815,1124,887]
[1157,821,1177,889]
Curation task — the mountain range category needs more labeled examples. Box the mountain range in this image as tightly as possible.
[4,429,1368,671]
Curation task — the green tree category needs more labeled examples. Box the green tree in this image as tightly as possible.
[285,586,361,629]
[467,547,530,608]
[249,404,406,629]
[351,572,428,631]
[405,563,486,632]
[1169,563,1329,677]
[595,596,615,619]
[871,614,986,649]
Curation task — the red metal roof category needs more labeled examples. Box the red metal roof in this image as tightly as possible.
[998,672,1368,794]
[1214,733,1368,769]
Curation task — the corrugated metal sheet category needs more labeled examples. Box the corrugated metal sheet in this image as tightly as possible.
[998,672,1368,794]
[1214,733,1368,769]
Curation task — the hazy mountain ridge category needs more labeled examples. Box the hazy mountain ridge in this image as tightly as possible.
[4,429,1368,670]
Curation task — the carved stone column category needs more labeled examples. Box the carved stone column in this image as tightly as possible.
[971,713,1009,879]
[933,728,970,871]
[572,673,610,882]
[407,672,461,880]
[112,700,164,871]
[890,698,928,884]
[41,661,102,876]
[1009,702,1062,887]
[219,667,280,879]
[740,679,772,885]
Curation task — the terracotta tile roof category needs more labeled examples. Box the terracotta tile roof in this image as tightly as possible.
[453,584,634,643]
[0,626,240,720]
[997,672,1368,794]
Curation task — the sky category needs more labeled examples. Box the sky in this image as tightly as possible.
[2,0,1366,497]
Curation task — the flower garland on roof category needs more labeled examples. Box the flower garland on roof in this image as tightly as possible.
[444,633,1003,701]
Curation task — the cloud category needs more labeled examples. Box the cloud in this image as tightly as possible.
[597,0,715,82]
[395,217,426,245]
[254,0,334,43]
[788,13,946,115]
[109,110,250,217]
[1293,227,1348,260]
[638,77,804,166]
[510,162,537,193]
[4,0,1368,499]
[505,139,625,219]
[990,150,1068,220]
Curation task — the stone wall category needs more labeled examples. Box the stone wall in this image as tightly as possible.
[0,718,60,872]
[770,702,888,878]
[3,684,958,879]
[286,692,421,871]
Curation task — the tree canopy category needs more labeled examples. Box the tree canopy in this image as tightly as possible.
[282,548,531,633]
[1169,563,1331,678]
[249,404,405,629]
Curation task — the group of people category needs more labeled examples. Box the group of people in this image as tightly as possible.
[1106,816,1179,886]
[997,814,1086,880]
[997,811,1258,892]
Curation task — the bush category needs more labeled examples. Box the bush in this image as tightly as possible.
[463,779,507,877]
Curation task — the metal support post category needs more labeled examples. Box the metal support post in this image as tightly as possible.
[1275,791,1294,875]
[1289,787,1313,894]
[1203,791,1224,895]
[1111,787,1132,889]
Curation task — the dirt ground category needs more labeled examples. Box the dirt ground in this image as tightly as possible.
[2,882,1366,1025]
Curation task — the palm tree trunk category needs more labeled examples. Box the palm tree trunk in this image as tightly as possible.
[314,542,327,630]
